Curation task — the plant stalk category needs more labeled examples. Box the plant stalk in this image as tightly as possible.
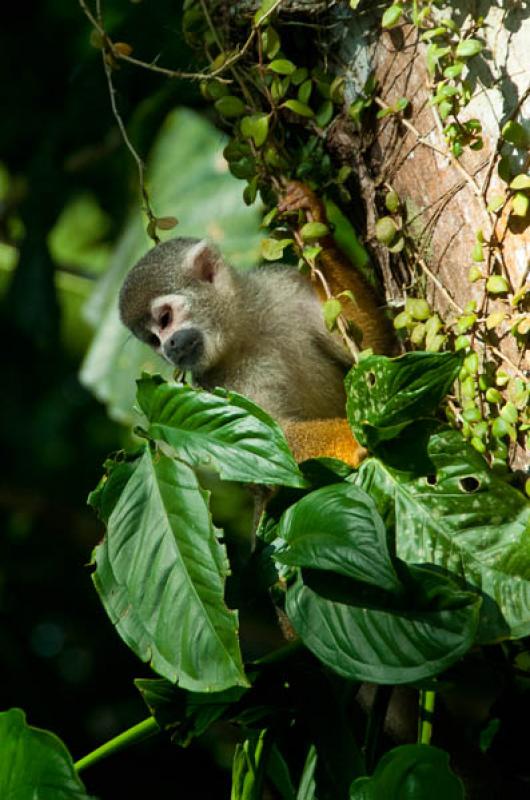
[74,716,159,773]
[418,690,436,746]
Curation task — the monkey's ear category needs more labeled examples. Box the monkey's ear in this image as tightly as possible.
[184,240,221,283]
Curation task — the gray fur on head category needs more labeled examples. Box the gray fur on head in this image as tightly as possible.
[119,238,203,331]
[118,236,353,421]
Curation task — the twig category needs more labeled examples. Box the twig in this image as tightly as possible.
[98,21,159,241]
[487,344,528,380]
[291,230,359,361]
[416,256,463,313]
[374,96,449,161]
[79,0,282,83]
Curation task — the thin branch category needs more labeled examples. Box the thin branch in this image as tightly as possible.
[99,30,159,241]
[291,230,359,361]
[82,0,285,83]
[79,0,212,80]
[374,96,449,160]
[416,256,463,314]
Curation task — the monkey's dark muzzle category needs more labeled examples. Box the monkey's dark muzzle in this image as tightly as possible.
[164,327,204,368]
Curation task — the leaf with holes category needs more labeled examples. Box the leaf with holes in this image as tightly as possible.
[352,426,530,641]
[0,709,90,799]
[137,375,307,487]
[345,351,462,448]
[92,446,248,691]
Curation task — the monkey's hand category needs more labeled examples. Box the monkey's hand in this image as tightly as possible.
[281,418,367,468]
[278,180,327,225]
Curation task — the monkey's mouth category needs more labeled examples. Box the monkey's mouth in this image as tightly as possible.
[163,327,205,369]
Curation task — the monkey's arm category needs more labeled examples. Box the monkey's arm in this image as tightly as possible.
[279,181,395,355]
[276,182,396,466]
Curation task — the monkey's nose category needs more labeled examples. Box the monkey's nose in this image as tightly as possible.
[164,327,204,368]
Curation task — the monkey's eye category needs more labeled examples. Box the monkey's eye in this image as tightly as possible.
[158,308,173,330]
[147,333,160,348]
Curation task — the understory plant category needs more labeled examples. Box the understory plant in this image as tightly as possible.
[4,1,530,798]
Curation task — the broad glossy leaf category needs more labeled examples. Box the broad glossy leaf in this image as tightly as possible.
[135,677,247,745]
[93,446,248,691]
[275,483,402,593]
[346,351,462,448]
[0,709,89,799]
[353,427,530,641]
[349,744,464,799]
[80,109,261,422]
[138,375,307,487]
[286,569,479,684]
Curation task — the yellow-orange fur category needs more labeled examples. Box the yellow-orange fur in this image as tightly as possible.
[279,182,394,466]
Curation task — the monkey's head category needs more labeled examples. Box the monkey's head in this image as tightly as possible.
[119,237,241,375]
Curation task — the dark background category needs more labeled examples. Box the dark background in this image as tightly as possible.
[0,1,231,795]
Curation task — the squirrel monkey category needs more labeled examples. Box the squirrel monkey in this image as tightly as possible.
[119,182,394,466]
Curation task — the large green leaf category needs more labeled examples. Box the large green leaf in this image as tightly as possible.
[92,446,248,691]
[353,427,530,641]
[80,108,261,422]
[274,479,479,683]
[349,744,464,799]
[346,351,462,448]
[0,709,90,799]
[137,375,308,487]
[286,568,480,684]
[276,481,478,683]
[275,483,402,593]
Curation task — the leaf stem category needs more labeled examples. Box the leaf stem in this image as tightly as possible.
[251,639,303,666]
[418,689,436,746]
[74,716,159,773]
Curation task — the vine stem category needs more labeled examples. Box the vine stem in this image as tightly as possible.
[74,717,159,773]
[292,229,360,362]
[418,689,436,746]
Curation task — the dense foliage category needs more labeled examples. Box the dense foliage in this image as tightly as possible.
[3,1,530,799]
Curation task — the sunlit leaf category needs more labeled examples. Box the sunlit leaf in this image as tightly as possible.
[455,39,483,58]
[345,352,462,448]
[269,59,297,75]
[260,237,294,260]
[353,426,530,641]
[92,446,249,691]
[282,99,314,118]
[241,113,270,147]
[137,375,307,487]
[381,4,403,29]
